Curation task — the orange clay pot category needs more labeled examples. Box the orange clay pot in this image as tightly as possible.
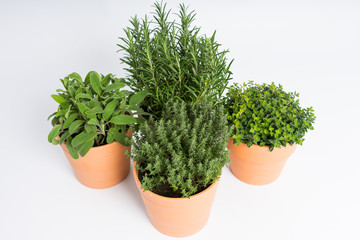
[227,138,296,185]
[59,131,131,189]
[133,162,219,237]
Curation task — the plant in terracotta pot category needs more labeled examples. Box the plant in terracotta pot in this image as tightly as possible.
[131,100,230,237]
[225,81,316,185]
[47,71,148,189]
[118,2,233,118]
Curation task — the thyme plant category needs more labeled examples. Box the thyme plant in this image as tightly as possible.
[47,71,148,159]
[225,81,316,151]
[118,2,233,118]
[132,100,230,198]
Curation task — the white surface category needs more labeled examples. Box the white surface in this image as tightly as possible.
[1,0,359,239]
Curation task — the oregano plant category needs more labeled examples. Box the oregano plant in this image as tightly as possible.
[131,100,230,198]
[118,2,233,118]
[47,71,148,159]
[225,81,316,151]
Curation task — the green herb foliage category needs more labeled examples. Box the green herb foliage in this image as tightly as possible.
[132,100,230,198]
[47,71,148,159]
[225,81,316,151]
[118,2,233,118]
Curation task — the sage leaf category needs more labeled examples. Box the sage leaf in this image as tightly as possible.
[72,131,97,148]
[87,118,99,126]
[129,91,148,105]
[77,102,90,115]
[69,72,83,85]
[104,82,125,92]
[75,93,91,100]
[90,71,102,95]
[67,137,79,159]
[103,100,119,121]
[59,130,70,144]
[63,113,79,129]
[113,132,131,147]
[85,105,103,116]
[69,120,84,134]
[109,115,136,125]
[48,125,61,143]
[76,139,95,157]
[51,94,65,104]
[84,124,97,133]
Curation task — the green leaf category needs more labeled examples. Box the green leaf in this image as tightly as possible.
[51,94,66,104]
[64,107,71,118]
[85,105,103,116]
[69,72,83,85]
[69,120,84,134]
[51,116,60,126]
[101,74,112,87]
[103,100,119,121]
[48,125,61,143]
[113,132,131,147]
[71,131,97,148]
[84,124,97,133]
[59,130,70,144]
[75,93,92,100]
[90,71,102,95]
[109,115,136,125]
[106,132,114,144]
[77,102,90,115]
[76,139,95,157]
[47,112,57,121]
[104,82,125,92]
[129,91,148,105]
[269,145,275,152]
[60,101,70,109]
[135,117,146,124]
[87,118,99,126]
[66,137,79,159]
[63,113,79,129]
[84,72,91,84]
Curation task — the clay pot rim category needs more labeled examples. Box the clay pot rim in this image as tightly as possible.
[228,138,296,150]
[132,161,219,201]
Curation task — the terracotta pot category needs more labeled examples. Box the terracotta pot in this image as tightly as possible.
[133,162,219,237]
[227,138,296,185]
[60,132,131,189]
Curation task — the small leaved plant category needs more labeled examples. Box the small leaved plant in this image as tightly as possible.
[225,81,316,151]
[47,71,148,159]
[131,100,230,198]
[118,2,233,118]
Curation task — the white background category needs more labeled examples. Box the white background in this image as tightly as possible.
[1,0,359,239]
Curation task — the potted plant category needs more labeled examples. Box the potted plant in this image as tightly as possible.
[47,71,147,189]
[225,81,316,185]
[131,100,230,237]
[118,2,233,118]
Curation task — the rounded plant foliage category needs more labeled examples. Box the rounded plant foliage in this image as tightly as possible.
[118,2,233,118]
[225,81,316,151]
[47,71,148,159]
[131,100,230,198]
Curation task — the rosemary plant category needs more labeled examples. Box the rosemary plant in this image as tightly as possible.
[118,2,233,118]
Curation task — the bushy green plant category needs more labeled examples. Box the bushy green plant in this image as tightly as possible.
[118,2,233,118]
[131,100,230,198]
[225,81,315,151]
[47,71,148,159]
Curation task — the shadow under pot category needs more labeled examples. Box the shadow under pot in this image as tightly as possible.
[59,131,131,189]
[227,138,296,185]
[133,162,220,238]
